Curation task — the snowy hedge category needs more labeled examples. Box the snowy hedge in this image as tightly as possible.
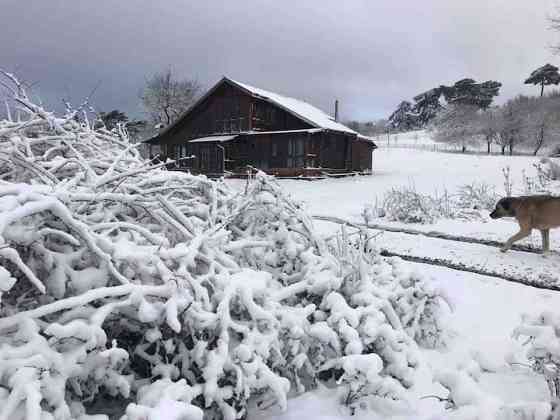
[0,73,450,420]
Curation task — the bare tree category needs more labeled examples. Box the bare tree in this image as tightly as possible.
[432,103,480,152]
[141,68,202,126]
[496,96,530,155]
[550,7,560,55]
[477,108,500,154]
[523,92,560,155]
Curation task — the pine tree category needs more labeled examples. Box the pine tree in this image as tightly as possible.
[524,64,560,97]
[388,100,417,131]
[411,87,444,127]
[99,110,128,130]
[441,79,501,109]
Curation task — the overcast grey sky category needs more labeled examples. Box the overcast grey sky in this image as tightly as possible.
[2,0,559,121]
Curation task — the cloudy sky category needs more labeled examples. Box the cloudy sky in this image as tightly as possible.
[2,0,560,121]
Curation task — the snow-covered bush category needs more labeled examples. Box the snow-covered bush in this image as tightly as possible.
[368,182,498,225]
[326,229,452,349]
[539,158,560,181]
[512,312,560,400]
[456,182,499,212]
[434,370,551,420]
[0,72,448,419]
[384,260,452,349]
[503,162,560,196]
[376,185,443,224]
[320,354,406,415]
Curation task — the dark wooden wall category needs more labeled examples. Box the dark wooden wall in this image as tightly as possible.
[224,132,308,172]
[351,141,374,171]
[222,131,356,173]
[164,82,251,146]
[250,97,311,132]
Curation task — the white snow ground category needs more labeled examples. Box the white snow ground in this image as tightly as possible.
[228,148,560,419]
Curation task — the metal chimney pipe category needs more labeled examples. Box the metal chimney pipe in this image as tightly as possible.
[334,99,339,122]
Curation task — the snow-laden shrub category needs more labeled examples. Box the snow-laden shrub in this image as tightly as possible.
[327,230,452,349]
[0,72,448,419]
[456,182,499,212]
[320,354,406,415]
[512,312,560,400]
[434,370,551,420]
[384,260,452,349]
[377,186,443,224]
[539,158,560,181]
[367,182,499,225]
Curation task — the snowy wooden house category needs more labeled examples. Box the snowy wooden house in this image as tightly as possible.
[144,77,376,177]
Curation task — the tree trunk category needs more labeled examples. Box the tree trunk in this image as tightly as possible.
[509,139,514,156]
[541,81,545,98]
[501,144,506,155]
[164,105,172,125]
[533,124,545,156]
[486,136,491,154]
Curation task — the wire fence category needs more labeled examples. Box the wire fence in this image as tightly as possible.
[376,141,538,156]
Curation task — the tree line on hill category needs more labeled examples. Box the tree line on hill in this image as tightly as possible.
[384,64,560,155]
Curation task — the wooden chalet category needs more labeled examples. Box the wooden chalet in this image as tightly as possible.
[144,77,377,177]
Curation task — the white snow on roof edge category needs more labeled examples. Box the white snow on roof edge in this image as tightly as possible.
[189,135,238,143]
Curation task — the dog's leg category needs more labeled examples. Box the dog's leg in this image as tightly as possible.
[501,228,532,252]
[541,229,550,254]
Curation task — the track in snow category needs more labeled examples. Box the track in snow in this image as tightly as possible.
[312,214,548,255]
[313,214,560,292]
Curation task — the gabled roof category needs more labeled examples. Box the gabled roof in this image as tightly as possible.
[157,76,358,138]
[227,78,358,135]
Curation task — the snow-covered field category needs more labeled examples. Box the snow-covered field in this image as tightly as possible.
[228,148,560,419]
[4,86,560,420]
[231,147,551,245]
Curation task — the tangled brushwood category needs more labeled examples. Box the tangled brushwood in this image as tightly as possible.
[0,73,450,420]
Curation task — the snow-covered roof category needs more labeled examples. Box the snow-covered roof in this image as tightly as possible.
[357,134,378,146]
[189,135,238,143]
[228,78,358,135]
[156,77,361,140]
